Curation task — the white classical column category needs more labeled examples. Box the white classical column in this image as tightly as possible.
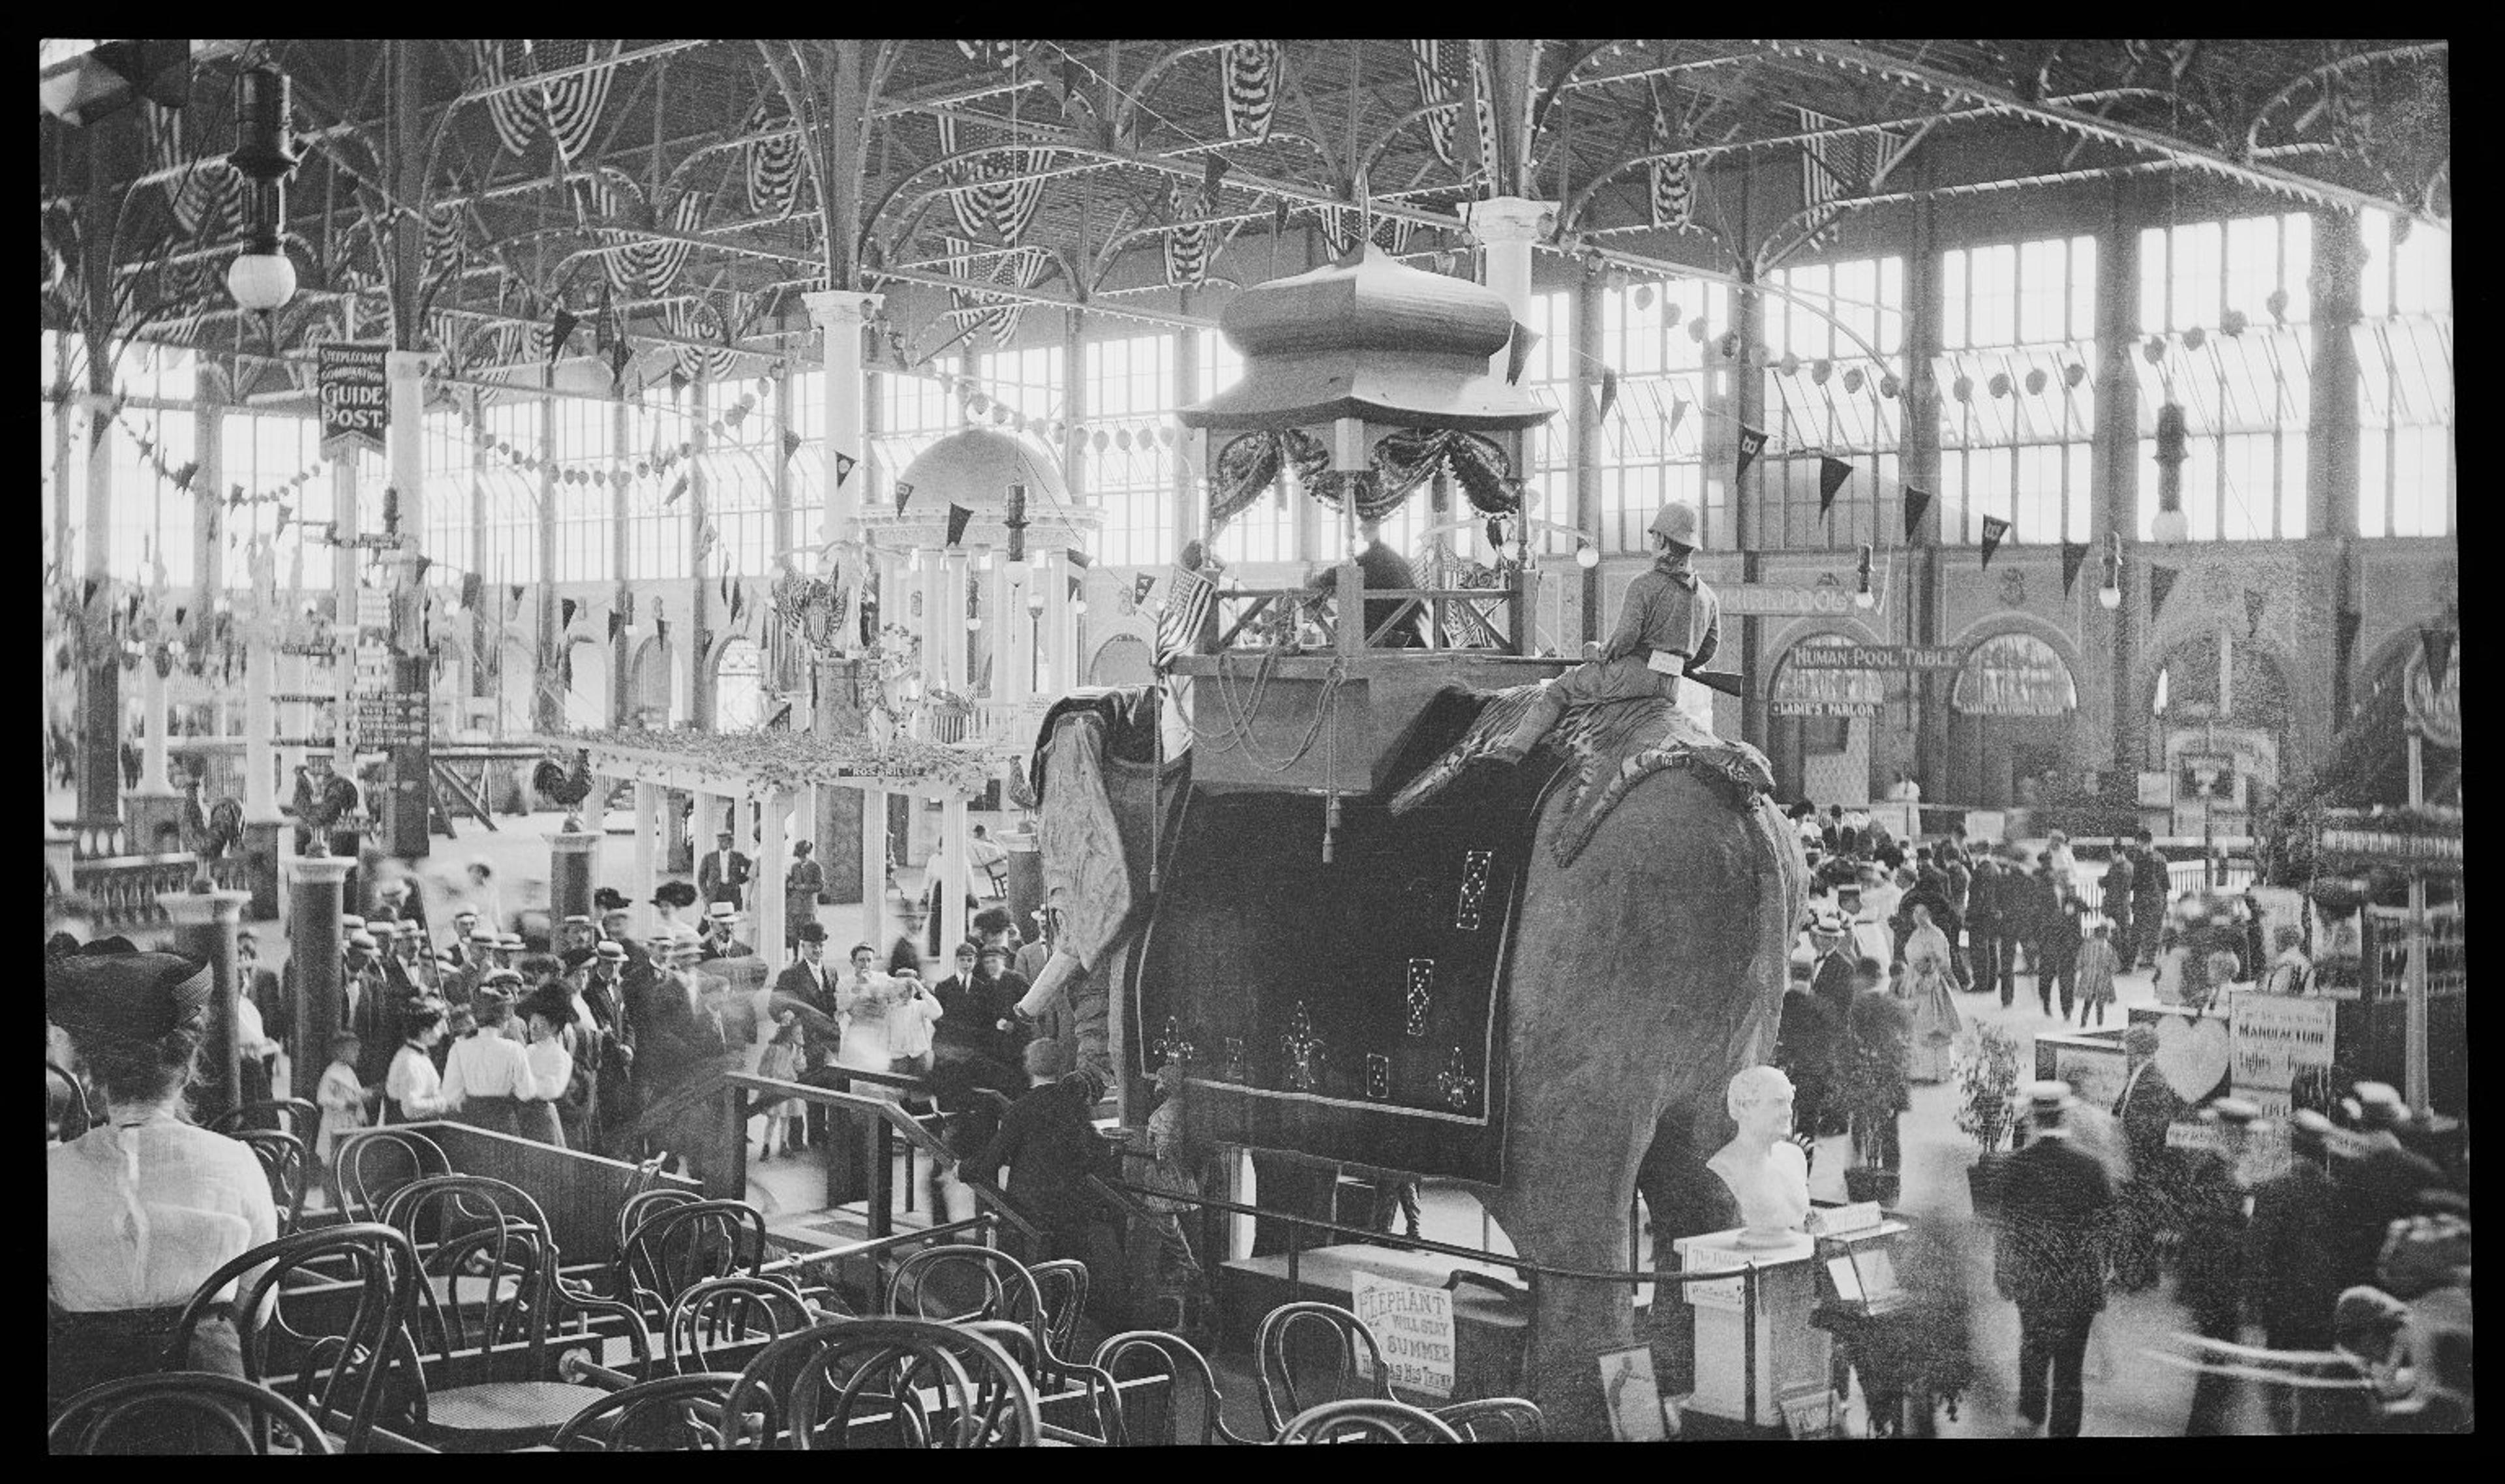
[134,658,175,798]
[942,549,972,694]
[244,645,277,820]
[1034,550,1065,695]
[802,289,884,656]
[1003,559,1033,715]
[917,551,943,699]
[860,785,888,948]
[633,781,660,933]
[938,793,971,954]
[332,447,360,772]
[758,787,788,960]
[1470,196,1552,352]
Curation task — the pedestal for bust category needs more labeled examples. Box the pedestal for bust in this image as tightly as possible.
[1671,1228,1832,1427]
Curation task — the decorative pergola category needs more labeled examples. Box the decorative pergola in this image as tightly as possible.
[542,728,993,954]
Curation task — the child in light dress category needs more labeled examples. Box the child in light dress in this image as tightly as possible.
[755,1011,808,1160]
[313,1031,369,1208]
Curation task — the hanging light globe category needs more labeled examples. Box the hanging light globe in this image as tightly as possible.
[2099,583,2123,611]
[2151,507,2190,545]
[226,248,297,312]
[1575,542,1601,569]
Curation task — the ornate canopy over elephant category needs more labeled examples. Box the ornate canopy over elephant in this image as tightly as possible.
[1020,675,1808,1436]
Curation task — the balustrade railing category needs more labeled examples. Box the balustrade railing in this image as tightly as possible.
[70,854,252,930]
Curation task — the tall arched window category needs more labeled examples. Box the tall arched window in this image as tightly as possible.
[716,636,765,732]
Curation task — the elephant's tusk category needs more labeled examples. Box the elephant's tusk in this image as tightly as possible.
[1017,946,1087,1020]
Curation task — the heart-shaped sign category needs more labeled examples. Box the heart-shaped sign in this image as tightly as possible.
[2153,1014,2230,1102]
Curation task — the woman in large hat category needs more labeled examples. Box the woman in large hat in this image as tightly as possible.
[46,942,279,1417]
[440,971,534,1136]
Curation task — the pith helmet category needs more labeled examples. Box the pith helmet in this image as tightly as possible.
[1650,500,1701,550]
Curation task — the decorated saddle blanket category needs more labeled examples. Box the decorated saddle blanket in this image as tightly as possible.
[1386,684,1776,866]
[1131,701,1570,1185]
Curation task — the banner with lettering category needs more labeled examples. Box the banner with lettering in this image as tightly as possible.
[1349,1270,1456,1399]
[318,342,390,457]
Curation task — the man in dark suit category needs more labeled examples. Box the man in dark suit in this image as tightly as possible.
[2177,1098,2262,1434]
[770,923,843,1068]
[2128,829,2172,969]
[1995,1082,2116,1437]
[697,830,752,909]
[1307,518,1425,648]
[1967,845,2008,1005]
[699,903,757,962]
[2245,1110,2356,1433]
[1774,984,1842,1145]
[2110,1024,2183,1290]
[1821,804,1844,855]
[971,1038,1123,1284]
[339,930,399,1087]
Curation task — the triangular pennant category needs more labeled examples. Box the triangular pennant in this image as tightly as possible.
[654,617,669,646]
[2244,588,2266,639]
[1134,573,1157,605]
[782,429,803,462]
[1065,547,1092,569]
[2061,540,2091,596]
[945,504,974,547]
[1669,396,1690,435]
[1594,366,1620,423]
[834,452,857,487]
[1504,321,1540,386]
[610,338,631,387]
[460,572,483,611]
[560,597,579,629]
[669,367,690,397]
[2148,564,2179,618]
[1979,515,2012,568]
[665,473,690,506]
[607,610,624,640]
[730,581,746,626]
[1817,455,1853,516]
[1204,153,1230,200]
[1735,424,1768,480]
[549,307,579,363]
[894,479,915,516]
[2420,627,2455,686]
[1902,487,1932,543]
[509,583,526,605]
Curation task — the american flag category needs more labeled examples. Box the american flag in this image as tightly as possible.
[1154,563,1216,671]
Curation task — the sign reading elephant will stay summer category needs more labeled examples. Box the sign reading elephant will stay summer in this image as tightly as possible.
[1351,1270,1456,1400]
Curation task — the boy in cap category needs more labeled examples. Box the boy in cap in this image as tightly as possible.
[1487,500,1720,765]
[1994,1080,2116,1437]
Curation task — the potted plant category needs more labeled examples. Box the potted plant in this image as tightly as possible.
[1954,1024,2024,1219]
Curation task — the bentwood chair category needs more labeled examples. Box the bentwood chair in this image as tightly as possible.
[551,1372,747,1452]
[885,1244,1113,1399]
[1433,1396,1546,1442]
[380,1174,650,1453]
[232,1128,311,1234]
[334,1127,452,1224]
[663,1275,821,1374]
[1254,1301,1395,1435]
[617,1198,771,1328]
[211,1097,322,1145]
[165,1223,422,1453]
[48,1372,333,1455]
[723,1317,1040,1450]
[1091,1329,1266,1446]
[1273,1397,1464,1444]
[46,1060,92,1143]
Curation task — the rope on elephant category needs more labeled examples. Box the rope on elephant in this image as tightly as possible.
[1184,646,1350,775]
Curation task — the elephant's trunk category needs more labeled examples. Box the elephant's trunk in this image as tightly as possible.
[1016,946,1087,1020]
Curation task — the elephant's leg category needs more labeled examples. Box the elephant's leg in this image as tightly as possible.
[1484,1065,1660,1440]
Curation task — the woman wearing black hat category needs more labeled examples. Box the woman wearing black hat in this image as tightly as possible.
[440,973,536,1138]
[46,945,279,1418]
[517,984,580,1149]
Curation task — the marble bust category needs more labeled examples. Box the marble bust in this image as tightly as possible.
[1707,1065,1811,1247]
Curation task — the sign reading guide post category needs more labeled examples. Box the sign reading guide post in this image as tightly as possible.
[1349,1270,1456,1401]
[318,342,390,457]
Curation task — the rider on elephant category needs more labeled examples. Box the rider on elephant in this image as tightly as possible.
[1487,500,1720,765]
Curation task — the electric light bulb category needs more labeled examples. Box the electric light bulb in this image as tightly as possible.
[2151,508,2189,545]
[2099,584,2123,611]
[1575,543,1600,569]
[1853,588,1875,611]
[1072,598,1088,614]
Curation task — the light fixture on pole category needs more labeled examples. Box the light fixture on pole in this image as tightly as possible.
[1853,544,1875,610]
[2098,532,2124,610]
[224,64,301,312]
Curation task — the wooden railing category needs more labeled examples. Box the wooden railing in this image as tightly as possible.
[1207,575,1526,656]
[70,853,252,931]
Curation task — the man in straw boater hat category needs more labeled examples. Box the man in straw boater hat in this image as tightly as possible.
[1994,1080,2117,1437]
[700,901,755,962]
[1485,499,1721,765]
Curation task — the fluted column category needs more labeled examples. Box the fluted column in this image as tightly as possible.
[285,856,352,1078]
[160,888,250,1125]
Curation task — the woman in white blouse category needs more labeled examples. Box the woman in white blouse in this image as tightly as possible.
[515,985,579,1149]
[384,1005,452,1123]
[440,975,539,1138]
[46,945,279,1418]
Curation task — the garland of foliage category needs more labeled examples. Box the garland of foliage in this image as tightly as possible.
[562,725,991,798]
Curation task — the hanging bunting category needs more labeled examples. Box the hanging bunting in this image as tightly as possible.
[1647,80,1695,231]
[560,597,579,629]
[1164,178,1214,288]
[2061,540,2091,596]
[1412,40,1459,168]
[1817,456,1853,516]
[1065,547,1093,569]
[665,473,690,506]
[1903,487,1932,542]
[1979,515,2012,568]
[2420,627,2455,685]
[781,429,803,462]
[834,451,857,487]
[945,504,974,547]
[509,584,526,605]
[894,480,916,516]
[1735,424,1768,480]
[1222,40,1284,142]
[2244,588,2267,639]
[607,611,625,640]
[1593,365,1620,423]
[1134,573,1158,605]
[742,92,803,219]
[2148,564,2179,618]
[1504,321,1540,386]
[460,572,483,611]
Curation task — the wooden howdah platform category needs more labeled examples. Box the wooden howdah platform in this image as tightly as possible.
[1172,651,1568,795]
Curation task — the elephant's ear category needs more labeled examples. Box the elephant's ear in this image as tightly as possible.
[1035,715,1136,978]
